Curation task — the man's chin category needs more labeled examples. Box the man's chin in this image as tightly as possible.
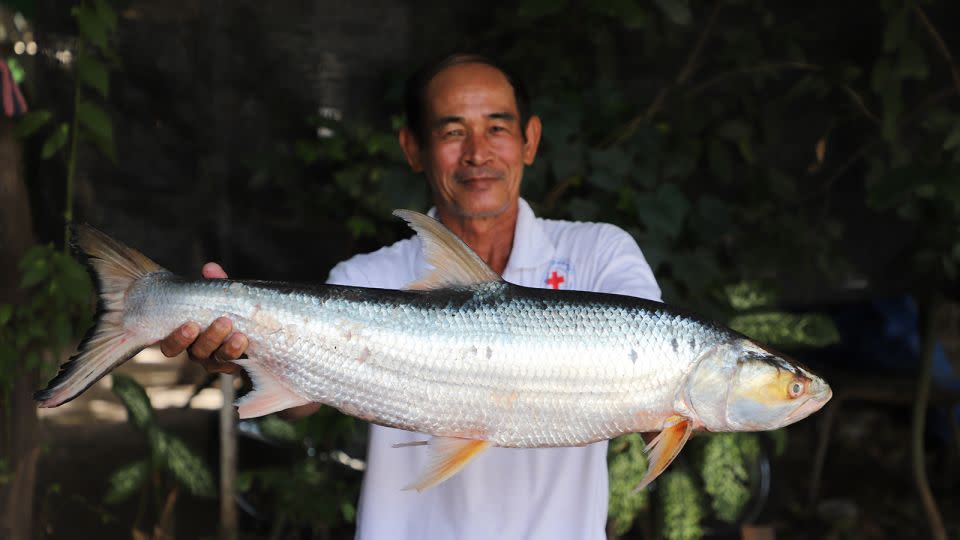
[449,198,514,219]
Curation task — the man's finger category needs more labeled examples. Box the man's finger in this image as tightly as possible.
[218,333,249,361]
[159,322,199,357]
[202,262,228,279]
[190,317,233,360]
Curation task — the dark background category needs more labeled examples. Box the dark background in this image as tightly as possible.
[2,0,959,539]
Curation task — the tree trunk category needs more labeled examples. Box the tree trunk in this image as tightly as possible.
[0,118,39,540]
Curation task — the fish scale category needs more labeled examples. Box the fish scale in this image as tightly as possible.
[37,212,830,491]
[123,277,719,447]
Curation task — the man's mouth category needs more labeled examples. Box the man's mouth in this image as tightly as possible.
[454,168,505,186]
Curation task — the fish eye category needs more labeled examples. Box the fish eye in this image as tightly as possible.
[788,379,806,398]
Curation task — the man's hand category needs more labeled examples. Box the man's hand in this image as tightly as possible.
[159,262,247,374]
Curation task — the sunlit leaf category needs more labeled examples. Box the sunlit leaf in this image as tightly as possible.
[728,311,840,349]
[607,434,649,535]
[41,123,70,159]
[659,468,702,540]
[111,373,156,431]
[78,55,109,97]
[700,433,757,523]
[14,110,53,138]
[724,281,777,311]
[104,460,149,504]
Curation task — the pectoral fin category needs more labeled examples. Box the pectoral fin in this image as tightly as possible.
[401,436,490,492]
[634,416,693,492]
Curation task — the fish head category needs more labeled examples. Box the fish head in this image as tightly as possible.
[683,339,831,431]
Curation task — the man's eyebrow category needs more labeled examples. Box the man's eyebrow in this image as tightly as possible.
[488,112,516,122]
[434,116,464,128]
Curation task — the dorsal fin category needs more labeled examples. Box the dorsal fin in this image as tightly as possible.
[393,209,502,290]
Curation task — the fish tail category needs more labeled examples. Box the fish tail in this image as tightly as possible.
[34,225,166,408]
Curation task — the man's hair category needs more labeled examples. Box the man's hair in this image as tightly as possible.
[403,53,532,143]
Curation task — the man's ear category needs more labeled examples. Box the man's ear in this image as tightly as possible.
[522,115,542,166]
[399,127,424,172]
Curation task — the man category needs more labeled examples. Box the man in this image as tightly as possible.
[160,53,661,539]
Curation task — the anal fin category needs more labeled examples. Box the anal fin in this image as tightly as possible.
[400,436,489,492]
[233,358,310,419]
[634,415,693,492]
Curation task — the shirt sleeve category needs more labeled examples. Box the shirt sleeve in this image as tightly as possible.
[589,224,662,302]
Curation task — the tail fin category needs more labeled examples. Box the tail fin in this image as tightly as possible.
[35,225,166,408]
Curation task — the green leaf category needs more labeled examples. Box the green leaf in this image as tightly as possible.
[258,415,299,443]
[659,469,702,540]
[701,433,758,523]
[635,183,690,239]
[728,311,840,348]
[41,123,70,159]
[943,121,960,151]
[654,0,691,26]
[77,101,112,141]
[607,434,649,535]
[0,304,13,327]
[111,374,156,431]
[76,5,108,51]
[897,39,928,80]
[85,125,117,162]
[346,216,376,239]
[78,55,109,97]
[93,0,118,31]
[153,432,216,498]
[14,110,53,138]
[104,460,149,504]
[882,7,907,53]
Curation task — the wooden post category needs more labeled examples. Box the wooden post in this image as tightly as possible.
[0,117,39,540]
[219,374,237,540]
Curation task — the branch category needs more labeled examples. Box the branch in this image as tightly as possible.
[605,1,723,147]
[913,5,960,95]
[685,62,822,98]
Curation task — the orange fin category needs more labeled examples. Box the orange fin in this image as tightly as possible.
[634,416,693,492]
[401,436,489,492]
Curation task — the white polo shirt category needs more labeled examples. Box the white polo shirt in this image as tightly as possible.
[327,198,662,540]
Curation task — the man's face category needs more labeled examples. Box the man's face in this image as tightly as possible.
[401,62,541,219]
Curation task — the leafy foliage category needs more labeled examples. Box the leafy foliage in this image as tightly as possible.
[659,469,703,540]
[0,245,93,399]
[236,410,363,537]
[109,374,216,502]
[700,433,761,523]
[607,434,649,535]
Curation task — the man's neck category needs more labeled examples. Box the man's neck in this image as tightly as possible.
[436,203,518,275]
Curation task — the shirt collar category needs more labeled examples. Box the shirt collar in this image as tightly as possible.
[426,198,556,272]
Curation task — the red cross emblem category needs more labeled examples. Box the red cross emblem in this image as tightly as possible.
[546,271,565,289]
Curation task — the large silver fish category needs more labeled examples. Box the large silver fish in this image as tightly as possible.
[36,210,832,491]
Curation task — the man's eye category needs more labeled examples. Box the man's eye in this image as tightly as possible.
[443,129,465,138]
[490,125,507,133]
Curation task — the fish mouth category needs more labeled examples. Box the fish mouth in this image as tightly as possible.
[782,385,833,425]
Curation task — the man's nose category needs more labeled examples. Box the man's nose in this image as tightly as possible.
[462,133,492,165]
